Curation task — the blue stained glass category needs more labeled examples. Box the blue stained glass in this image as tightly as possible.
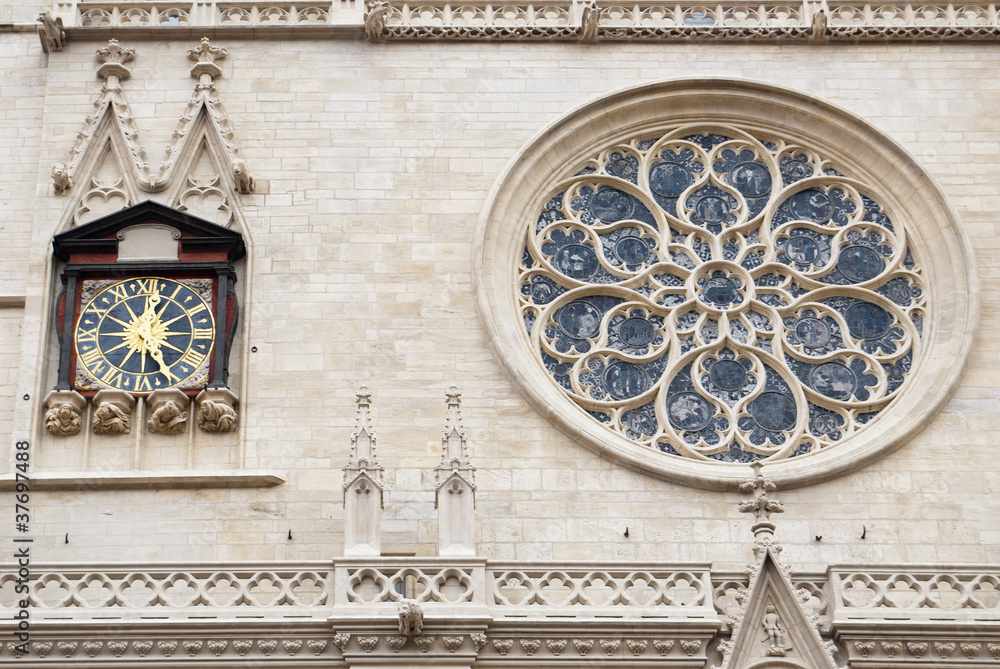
[614,236,650,265]
[789,189,834,223]
[604,362,650,400]
[667,392,714,431]
[590,188,635,222]
[750,392,797,432]
[729,162,772,198]
[649,162,694,197]
[618,317,656,346]
[556,301,602,339]
[845,301,892,340]
[794,317,830,348]
[785,235,820,265]
[709,360,748,391]
[553,244,599,280]
[837,245,884,282]
[809,362,857,400]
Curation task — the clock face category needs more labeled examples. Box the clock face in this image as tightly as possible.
[74,277,216,394]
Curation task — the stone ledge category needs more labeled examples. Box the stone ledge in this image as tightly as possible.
[0,469,286,490]
[0,295,26,308]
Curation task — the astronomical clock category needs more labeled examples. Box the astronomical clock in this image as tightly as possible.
[51,201,245,397]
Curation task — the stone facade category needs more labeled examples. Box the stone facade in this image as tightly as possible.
[0,0,999,665]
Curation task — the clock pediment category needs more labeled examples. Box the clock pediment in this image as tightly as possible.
[53,200,245,265]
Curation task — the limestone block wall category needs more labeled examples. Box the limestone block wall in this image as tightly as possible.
[0,31,998,568]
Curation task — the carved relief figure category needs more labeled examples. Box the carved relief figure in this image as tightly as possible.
[761,605,792,656]
[93,402,130,435]
[45,403,82,436]
[398,599,424,637]
[148,400,188,434]
[198,399,237,432]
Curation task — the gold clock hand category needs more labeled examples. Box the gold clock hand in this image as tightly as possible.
[149,348,180,383]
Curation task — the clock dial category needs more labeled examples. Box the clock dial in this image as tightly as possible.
[74,277,215,394]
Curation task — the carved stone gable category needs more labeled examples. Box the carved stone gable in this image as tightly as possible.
[722,549,838,669]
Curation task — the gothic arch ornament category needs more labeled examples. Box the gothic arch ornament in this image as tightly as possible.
[474,79,977,490]
[53,38,253,233]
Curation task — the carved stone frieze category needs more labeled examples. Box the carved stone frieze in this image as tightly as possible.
[43,389,86,436]
[520,638,541,655]
[546,638,567,654]
[493,638,514,655]
[92,389,135,435]
[653,639,674,655]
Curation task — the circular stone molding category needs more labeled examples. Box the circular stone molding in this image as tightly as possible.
[473,79,977,490]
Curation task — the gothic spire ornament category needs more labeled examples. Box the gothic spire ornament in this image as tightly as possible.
[343,386,384,556]
[435,385,477,556]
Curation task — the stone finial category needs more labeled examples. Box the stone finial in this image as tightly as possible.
[146,389,189,434]
[92,389,135,435]
[196,388,239,432]
[345,386,384,488]
[43,390,86,436]
[738,462,783,537]
[436,386,475,482]
[96,40,136,84]
[365,1,389,43]
[37,11,66,54]
[188,37,227,82]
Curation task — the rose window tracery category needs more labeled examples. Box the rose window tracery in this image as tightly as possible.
[519,125,925,463]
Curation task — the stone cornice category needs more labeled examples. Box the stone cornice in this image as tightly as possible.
[39,0,1000,43]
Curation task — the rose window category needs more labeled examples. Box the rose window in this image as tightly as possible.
[519,125,925,463]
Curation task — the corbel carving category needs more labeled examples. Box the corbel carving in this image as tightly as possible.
[92,389,135,435]
[37,11,66,54]
[43,390,87,436]
[196,388,238,432]
[146,388,189,434]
